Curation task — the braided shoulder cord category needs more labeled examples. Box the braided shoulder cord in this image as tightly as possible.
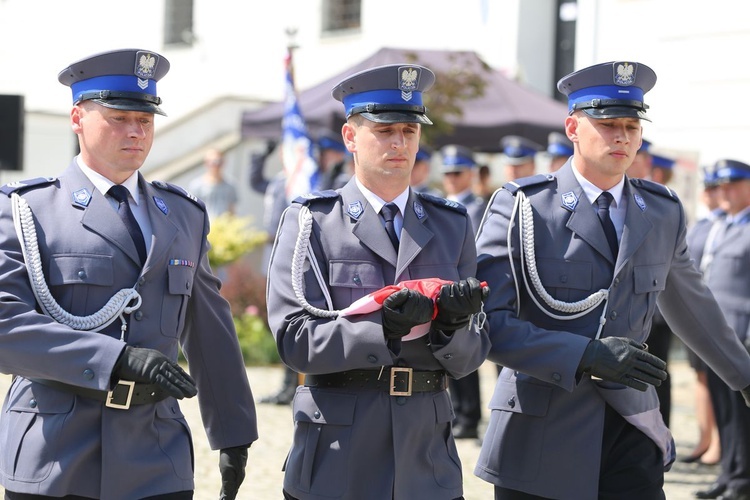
[11,193,141,336]
[513,190,610,326]
[291,206,338,318]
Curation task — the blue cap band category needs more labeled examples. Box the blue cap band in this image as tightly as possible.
[71,75,157,104]
[343,89,424,117]
[568,85,645,113]
[443,155,475,168]
[547,143,573,156]
[716,166,750,182]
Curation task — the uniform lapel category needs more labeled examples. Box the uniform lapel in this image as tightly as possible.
[69,165,142,265]
[556,165,615,263]
[141,178,178,273]
[615,181,653,275]
[395,191,433,278]
[343,181,398,266]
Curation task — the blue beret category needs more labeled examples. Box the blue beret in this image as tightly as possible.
[557,61,656,122]
[714,159,750,184]
[546,131,573,157]
[651,153,675,170]
[440,144,475,173]
[331,64,435,125]
[58,49,169,116]
[501,135,542,165]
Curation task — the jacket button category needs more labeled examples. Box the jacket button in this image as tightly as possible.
[29,398,37,408]
[134,311,143,321]
[613,278,620,286]
[610,311,617,320]
[313,411,321,419]
[552,373,561,382]
[77,270,86,279]
[443,354,453,360]
[367,355,378,363]
[186,281,191,289]
[507,396,516,408]
[653,279,658,286]
[353,275,361,285]
[139,276,146,285]
[83,369,94,380]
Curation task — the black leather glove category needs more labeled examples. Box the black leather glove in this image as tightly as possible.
[577,337,667,392]
[219,445,249,500]
[432,277,489,332]
[381,288,434,340]
[113,346,197,399]
[741,385,750,408]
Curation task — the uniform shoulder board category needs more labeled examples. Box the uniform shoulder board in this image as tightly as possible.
[629,178,678,201]
[151,180,206,210]
[502,173,555,195]
[0,177,57,197]
[416,192,468,214]
[291,190,340,205]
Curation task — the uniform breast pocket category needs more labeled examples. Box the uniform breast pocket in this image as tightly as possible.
[329,260,384,305]
[47,254,114,314]
[161,265,195,337]
[536,258,593,303]
[629,264,668,331]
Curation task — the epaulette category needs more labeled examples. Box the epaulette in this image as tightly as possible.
[151,180,206,211]
[502,173,556,195]
[0,177,57,197]
[292,190,340,205]
[416,192,467,214]
[629,178,678,201]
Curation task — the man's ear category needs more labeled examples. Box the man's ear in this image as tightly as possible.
[341,123,356,153]
[564,114,579,144]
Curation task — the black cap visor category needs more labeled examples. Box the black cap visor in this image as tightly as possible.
[359,111,432,125]
[90,98,166,116]
[579,106,650,122]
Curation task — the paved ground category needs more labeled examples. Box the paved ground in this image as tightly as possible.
[0,353,722,499]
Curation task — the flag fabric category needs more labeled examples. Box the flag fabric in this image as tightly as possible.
[281,48,319,201]
[338,278,487,341]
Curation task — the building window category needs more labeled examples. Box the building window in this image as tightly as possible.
[164,0,195,46]
[322,0,361,33]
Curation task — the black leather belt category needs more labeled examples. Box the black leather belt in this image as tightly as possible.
[29,378,169,410]
[305,368,447,396]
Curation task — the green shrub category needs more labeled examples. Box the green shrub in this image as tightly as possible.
[234,312,280,365]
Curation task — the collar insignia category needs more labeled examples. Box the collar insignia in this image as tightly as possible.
[347,200,364,220]
[561,191,578,211]
[153,196,169,215]
[413,201,426,219]
[72,188,92,207]
[634,193,647,211]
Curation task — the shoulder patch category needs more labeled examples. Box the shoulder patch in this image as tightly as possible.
[629,178,678,201]
[291,190,340,205]
[151,180,206,211]
[502,173,555,195]
[1,177,57,197]
[416,192,468,214]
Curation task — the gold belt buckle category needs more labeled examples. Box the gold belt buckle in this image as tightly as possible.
[390,367,413,396]
[106,380,135,409]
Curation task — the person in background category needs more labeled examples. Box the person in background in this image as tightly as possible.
[188,147,238,218]
[438,144,487,440]
[651,152,675,186]
[683,167,725,468]
[474,60,750,499]
[267,63,490,500]
[626,138,653,180]
[546,131,574,173]
[692,159,750,500]
[0,48,256,500]
[499,135,542,181]
[410,145,442,197]
[474,164,496,201]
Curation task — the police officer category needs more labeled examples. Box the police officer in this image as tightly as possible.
[694,159,750,500]
[440,144,488,232]
[0,49,256,499]
[410,146,442,197]
[499,135,542,181]
[266,63,491,500]
[474,61,750,499]
[545,131,574,173]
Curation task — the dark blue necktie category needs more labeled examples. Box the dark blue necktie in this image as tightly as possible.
[596,191,618,258]
[381,202,400,251]
[108,184,147,264]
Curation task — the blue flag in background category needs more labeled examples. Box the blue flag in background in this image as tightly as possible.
[281,48,319,201]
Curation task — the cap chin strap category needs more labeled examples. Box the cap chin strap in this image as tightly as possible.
[12,193,141,339]
[76,90,162,105]
[509,190,610,339]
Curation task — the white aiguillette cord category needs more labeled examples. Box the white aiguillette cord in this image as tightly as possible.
[510,190,610,339]
[12,193,141,339]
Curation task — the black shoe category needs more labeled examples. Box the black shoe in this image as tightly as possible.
[695,482,727,499]
[259,390,294,405]
[452,424,479,439]
[717,490,750,500]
